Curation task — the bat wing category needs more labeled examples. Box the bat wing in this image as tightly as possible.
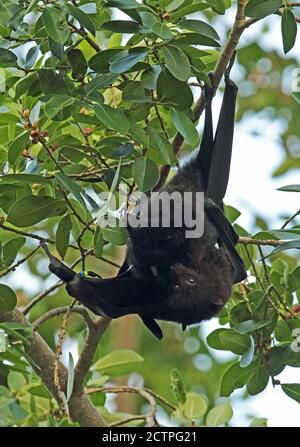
[40,244,164,339]
[116,259,164,339]
[204,198,246,283]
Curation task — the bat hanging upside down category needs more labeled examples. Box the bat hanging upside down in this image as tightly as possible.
[41,56,247,340]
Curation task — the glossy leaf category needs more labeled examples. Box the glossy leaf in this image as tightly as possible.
[162,46,191,82]
[281,384,300,404]
[110,48,148,73]
[182,392,208,418]
[281,9,297,54]
[7,196,67,227]
[44,95,75,119]
[102,225,128,246]
[206,401,233,426]
[42,7,70,44]
[8,132,30,166]
[132,157,160,192]
[177,19,220,40]
[3,237,26,267]
[0,284,17,313]
[245,0,282,18]
[170,108,199,147]
[95,103,130,134]
[92,349,144,376]
[55,215,72,260]
[65,4,96,36]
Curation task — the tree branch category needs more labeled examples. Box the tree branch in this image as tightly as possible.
[155,0,253,189]
[73,317,111,393]
[238,236,287,247]
[0,309,107,427]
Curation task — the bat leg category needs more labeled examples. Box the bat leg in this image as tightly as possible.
[197,79,214,188]
[206,54,238,205]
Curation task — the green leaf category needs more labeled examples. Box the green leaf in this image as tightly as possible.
[102,225,128,246]
[85,73,118,94]
[148,127,172,164]
[173,33,220,47]
[102,20,141,33]
[110,48,148,73]
[245,0,282,18]
[246,363,269,395]
[152,22,173,40]
[240,336,255,368]
[0,48,18,67]
[65,4,96,36]
[55,215,72,260]
[157,69,193,110]
[162,46,191,82]
[281,9,297,54]
[171,3,210,21]
[56,172,87,212]
[38,69,71,95]
[269,240,300,256]
[132,157,160,192]
[177,19,219,40]
[0,284,17,313]
[25,46,39,69]
[106,0,150,10]
[1,174,50,184]
[94,103,130,134]
[92,349,144,376]
[170,368,186,404]
[66,49,87,80]
[278,184,300,192]
[281,383,300,404]
[206,401,233,426]
[235,319,272,334]
[7,371,26,392]
[67,353,75,402]
[45,95,75,119]
[219,330,250,355]
[93,226,104,258]
[206,328,227,350]
[182,392,208,418]
[8,131,30,166]
[249,418,268,427]
[220,362,256,397]
[269,345,291,375]
[169,108,199,147]
[166,0,185,12]
[3,237,26,267]
[42,7,70,44]
[7,196,67,227]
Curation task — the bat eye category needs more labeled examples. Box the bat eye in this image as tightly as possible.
[186,277,196,285]
[174,283,180,289]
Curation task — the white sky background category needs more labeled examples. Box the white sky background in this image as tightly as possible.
[4,6,300,427]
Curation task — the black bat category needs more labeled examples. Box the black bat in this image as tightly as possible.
[41,56,246,340]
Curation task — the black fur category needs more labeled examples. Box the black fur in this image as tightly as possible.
[41,57,246,339]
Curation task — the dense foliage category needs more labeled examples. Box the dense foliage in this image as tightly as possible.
[0,0,299,427]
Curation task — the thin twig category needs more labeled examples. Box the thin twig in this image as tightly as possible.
[0,246,40,278]
[32,305,94,331]
[281,208,300,229]
[53,301,76,415]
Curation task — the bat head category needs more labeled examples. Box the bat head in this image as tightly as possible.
[165,250,234,325]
